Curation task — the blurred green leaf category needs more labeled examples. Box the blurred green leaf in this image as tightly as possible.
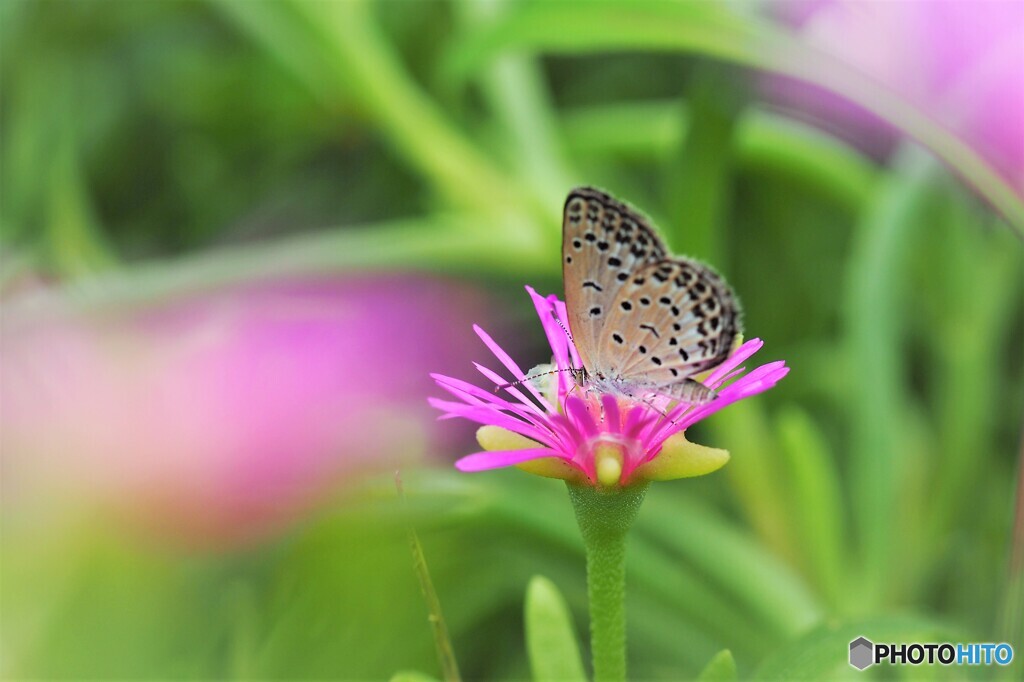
[5,215,550,315]
[47,134,117,276]
[918,196,1023,551]
[398,471,462,682]
[524,575,587,682]
[640,487,823,641]
[664,63,746,262]
[446,0,1024,233]
[390,673,441,682]
[843,147,936,610]
[207,0,337,108]
[455,0,574,218]
[709,401,800,569]
[696,649,737,681]
[776,406,847,614]
[219,0,533,219]
[1000,561,1024,681]
[561,102,877,215]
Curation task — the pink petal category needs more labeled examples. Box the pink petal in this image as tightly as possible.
[553,298,584,369]
[525,287,574,389]
[705,338,764,385]
[455,447,560,472]
[707,366,746,390]
[565,395,598,439]
[431,373,538,422]
[473,324,553,410]
[601,394,621,433]
[473,362,549,416]
[426,398,557,448]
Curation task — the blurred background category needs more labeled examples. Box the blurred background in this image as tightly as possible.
[1,1,1022,679]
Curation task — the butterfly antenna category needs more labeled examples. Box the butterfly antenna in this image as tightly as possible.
[548,311,589,380]
[494,367,576,393]
[550,311,575,344]
[495,312,583,394]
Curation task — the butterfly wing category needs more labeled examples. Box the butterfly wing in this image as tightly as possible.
[596,257,742,401]
[562,187,666,371]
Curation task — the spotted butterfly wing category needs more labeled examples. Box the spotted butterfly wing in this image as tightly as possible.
[598,257,741,403]
[562,186,742,405]
[562,187,666,371]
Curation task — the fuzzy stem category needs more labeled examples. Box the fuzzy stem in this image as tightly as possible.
[567,482,649,682]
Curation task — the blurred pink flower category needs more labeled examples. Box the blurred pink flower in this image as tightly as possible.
[430,287,788,486]
[781,0,1024,192]
[1,275,488,547]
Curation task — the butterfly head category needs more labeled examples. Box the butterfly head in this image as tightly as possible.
[569,366,589,388]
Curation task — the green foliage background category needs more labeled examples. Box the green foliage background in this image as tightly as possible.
[2,1,1022,680]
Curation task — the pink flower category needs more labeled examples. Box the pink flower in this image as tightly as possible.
[781,0,1024,193]
[430,287,789,487]
[1,275,488,547]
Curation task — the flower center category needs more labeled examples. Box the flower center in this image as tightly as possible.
[582,434,641,487]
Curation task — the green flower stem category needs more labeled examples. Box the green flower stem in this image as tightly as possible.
[567,482,649,682]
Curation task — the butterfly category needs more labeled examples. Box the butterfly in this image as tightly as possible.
[562,186,741,405]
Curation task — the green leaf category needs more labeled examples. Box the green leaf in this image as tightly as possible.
[561,102,877,215]
[639,488,823,642]
[445,0,1024,234]
[390,672,441,682]
[696,649,737,681]
[8,215,549,315]
[664,63,746,263]
[46,124,117,277]
[524,576,587,682]
[843,147,936,608]
[776,406,847,614]
[218,0,532,217]
[454,0,574,220]
[709,401,801,577]
[562,101,877,215]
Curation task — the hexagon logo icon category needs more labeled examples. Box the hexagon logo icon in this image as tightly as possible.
[849,636,874,670]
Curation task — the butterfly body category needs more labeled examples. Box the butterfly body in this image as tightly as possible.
[572,368,671,403]
[562,187,741,406]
